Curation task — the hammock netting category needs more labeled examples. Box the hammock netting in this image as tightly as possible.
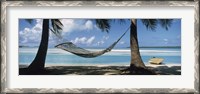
[55,27,129,58]
[55,41,117,58]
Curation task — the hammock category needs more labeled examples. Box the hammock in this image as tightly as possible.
[55,27,129,58]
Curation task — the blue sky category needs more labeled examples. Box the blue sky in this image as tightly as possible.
[19,19,181,48]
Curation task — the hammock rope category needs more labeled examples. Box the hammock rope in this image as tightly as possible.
[55,27,130,58]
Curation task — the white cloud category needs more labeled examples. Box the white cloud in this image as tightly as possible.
[60,19,95,34]
[163,39,168,41]
[19,19,97,47]
[19,19,43,46]
[84,20,93,30]
[73,37,87,44]
[60,19,75,33]
[96,41,105,46]
[95,36,109,46]
[71,36,95,45]
[163,38,168,44]
[87,36,95,44]
[103,36,109,40]
[119,41,125,45]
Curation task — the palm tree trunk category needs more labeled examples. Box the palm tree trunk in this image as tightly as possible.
[28,19,49,72]
[129,19,146,73]
[127,19,157,75]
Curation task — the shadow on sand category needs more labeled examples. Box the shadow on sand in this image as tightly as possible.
[19,65,181,75]
[150,66,181,75]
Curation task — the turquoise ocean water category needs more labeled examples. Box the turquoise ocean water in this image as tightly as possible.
[19,47,181,66]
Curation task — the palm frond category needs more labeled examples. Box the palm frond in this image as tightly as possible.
[50,28,62,38]
[25,19,33,24]
[141,19,158,31]
[159,19,173,30]
[51,19,63,38]
[95,19,111,32]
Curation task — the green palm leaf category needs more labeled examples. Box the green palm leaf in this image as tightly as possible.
[95,19,111,32]
[159,19,173,30]
[51,19,63,38]
[141,19,158,31]
[26,19,33,24]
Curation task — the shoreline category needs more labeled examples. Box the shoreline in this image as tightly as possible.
[19,64,181,75]
[19,63,181,68]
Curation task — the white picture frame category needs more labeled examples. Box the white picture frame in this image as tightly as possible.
[1,1,199,93]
